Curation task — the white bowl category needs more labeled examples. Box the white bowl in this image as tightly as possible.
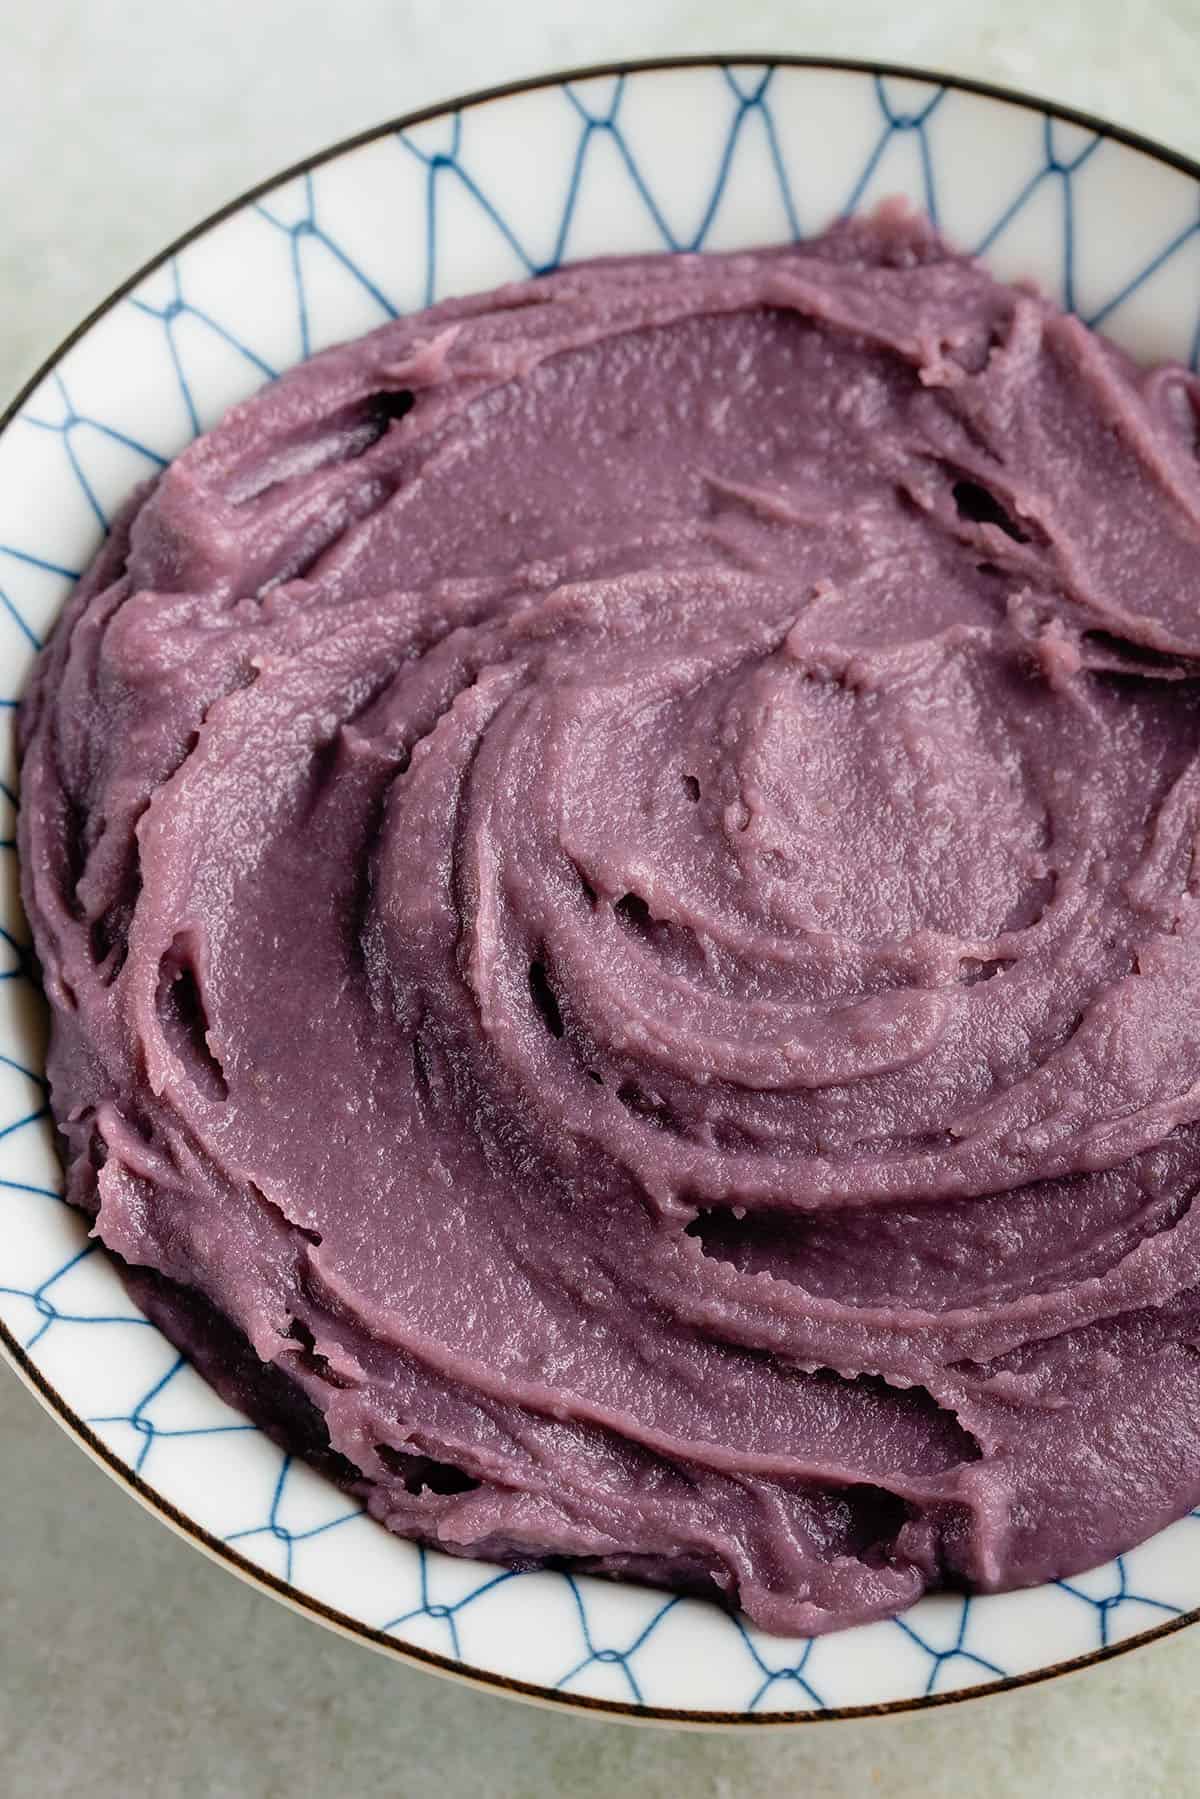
[3,56,1200,1725]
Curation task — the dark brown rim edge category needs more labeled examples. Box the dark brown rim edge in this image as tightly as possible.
[3,52,1200,1728]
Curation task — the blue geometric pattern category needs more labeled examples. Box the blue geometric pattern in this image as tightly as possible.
[129,263,278,437]
[21,371,168,533]
[89,1354,255,1475]
[1054,1537,1200,1648]
[2,61,1200,1718]
[1,1242,148,1354]
[255,173,398,360]
[840,78,948,226]
[223,1454,361,1584]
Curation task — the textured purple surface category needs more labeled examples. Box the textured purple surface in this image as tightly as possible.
[20,211,1200,1635]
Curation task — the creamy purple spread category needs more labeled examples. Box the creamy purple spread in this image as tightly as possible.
[21,210,1200,1635]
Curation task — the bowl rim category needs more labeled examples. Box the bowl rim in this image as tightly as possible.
[5,50,1200,1728]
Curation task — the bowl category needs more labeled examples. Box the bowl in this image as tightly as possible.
[3,55,1200,1726]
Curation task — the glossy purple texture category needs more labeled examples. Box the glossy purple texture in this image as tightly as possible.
[20,212,1200,1634]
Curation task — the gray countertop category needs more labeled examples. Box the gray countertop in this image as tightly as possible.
[4,4,1200,1793]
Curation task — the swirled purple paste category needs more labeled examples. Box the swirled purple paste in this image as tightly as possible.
[21,209,1200,1635]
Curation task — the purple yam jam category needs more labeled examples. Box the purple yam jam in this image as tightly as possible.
[21,209,1200,1634]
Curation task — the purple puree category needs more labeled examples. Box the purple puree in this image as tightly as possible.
[20,208,1200,1636]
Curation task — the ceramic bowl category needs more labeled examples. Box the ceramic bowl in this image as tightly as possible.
[4,56,1200,1726]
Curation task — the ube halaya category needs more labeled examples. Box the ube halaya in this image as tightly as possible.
[21,210,1200,1634]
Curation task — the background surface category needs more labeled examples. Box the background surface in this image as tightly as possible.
[4,3,1200,1794]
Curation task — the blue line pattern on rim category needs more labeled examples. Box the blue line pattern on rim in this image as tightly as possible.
[3,65,1200,1713]
[6,71,1200,614]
